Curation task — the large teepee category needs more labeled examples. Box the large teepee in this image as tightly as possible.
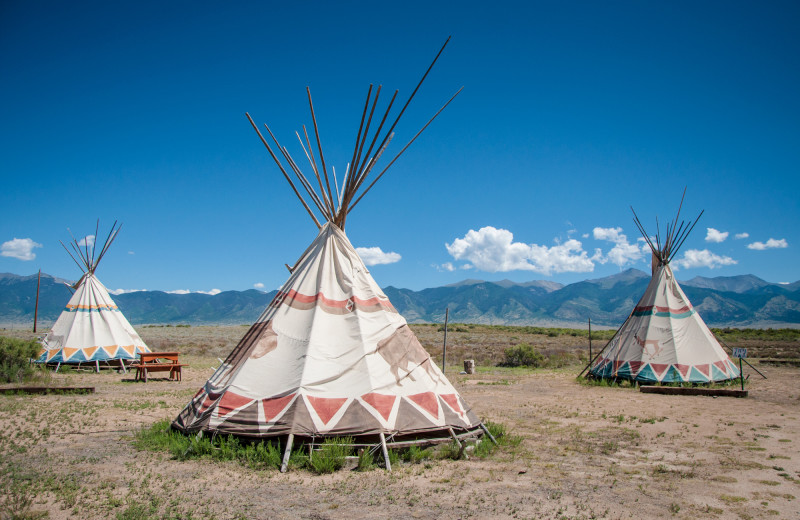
[587,194,739,383]
[173,39,488,465]
[37,221,150,370]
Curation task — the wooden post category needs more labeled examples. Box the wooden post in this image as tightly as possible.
[588,318,592,360]
[379,432,392,472]
[463,359,475,374]
[281,434,294,473]
[33,270,41,333]
[448,427,466,459]
[442,307,449,373]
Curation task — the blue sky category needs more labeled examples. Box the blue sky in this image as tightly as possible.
[1,1,798,294]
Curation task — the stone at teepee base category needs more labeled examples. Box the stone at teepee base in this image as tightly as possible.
[464,359,475,374]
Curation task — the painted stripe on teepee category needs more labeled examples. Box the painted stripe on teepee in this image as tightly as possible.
[262,394,296,422]
[82,346,99,360]
[102,345,118,357]
[306,396,348,425]
[632,304,695,319]
[217,392,254,418]
[407,392,439,418]
[275,289,397,314]
[361,393,396,421]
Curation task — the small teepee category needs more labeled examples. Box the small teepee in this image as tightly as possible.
[37,221,150,370]
[587,193,739,383]
[173,39,489,467]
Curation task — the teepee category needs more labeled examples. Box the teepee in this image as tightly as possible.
[37,221,150,371]
[587,193,739,383]
[173,39,488,468]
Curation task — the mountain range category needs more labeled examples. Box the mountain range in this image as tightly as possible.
[1,270,799,329]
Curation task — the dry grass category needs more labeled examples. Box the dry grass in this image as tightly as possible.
[1,325,798,519]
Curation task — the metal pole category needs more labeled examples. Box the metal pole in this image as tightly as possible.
[741,357,767,379]
[33,269,41,332]
[442,307,449,372]
[740,357,744,392]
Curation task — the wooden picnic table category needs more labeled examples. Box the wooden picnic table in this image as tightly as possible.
[132,351,186,382]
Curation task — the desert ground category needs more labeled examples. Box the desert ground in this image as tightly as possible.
[1,325,798,520]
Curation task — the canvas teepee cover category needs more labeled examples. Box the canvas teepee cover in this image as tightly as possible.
[37,222,150,365]
[174,38,483,442]
[588,196,739,383]
[174,223,480,438]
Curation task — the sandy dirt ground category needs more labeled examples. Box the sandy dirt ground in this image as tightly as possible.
[1,330,798,519]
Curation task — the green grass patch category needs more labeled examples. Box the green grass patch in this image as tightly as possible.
[308,437,353,474]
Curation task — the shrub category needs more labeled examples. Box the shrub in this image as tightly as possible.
[402,445,433,464]
[356,448,376,471]
[0,336,45,383]
[502,343,545,367]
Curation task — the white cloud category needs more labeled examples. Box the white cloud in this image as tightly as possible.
[355,246,401,266]
[109,288,146,295]
[254,282,266,290]
[435,262,456,272]
[128,251,135,255]
[705,228,729,243]
[166,288,221,295]
[1,238,42,261]
[672,249,737,270]
[446,226,594,275]
[747,238,788,250]
[78,235,95,248]
[734,232,749,240]
[591,227,644,267]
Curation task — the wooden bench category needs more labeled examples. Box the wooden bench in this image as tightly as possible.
[132,352,186,382]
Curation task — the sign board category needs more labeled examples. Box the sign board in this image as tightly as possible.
[732,348,747,359]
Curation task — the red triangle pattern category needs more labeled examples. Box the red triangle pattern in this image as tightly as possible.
[217,392,254,418]
[306,396,348,425]
[695,364,711,378]
[675,364,691,379]
[650,364,670,379]
[628,361,644,375]
[361,393,396,421]
[262,394,296,422]
[440,394,463,416]
[408,392,439,418]
[613,360,625,373]
[713,360,728,374]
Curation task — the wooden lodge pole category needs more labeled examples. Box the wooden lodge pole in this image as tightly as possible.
[281,434,294,473]
[379,432,392,472]
[588,318,592,360]
[442,307,449,373]
[33,269,41,332]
